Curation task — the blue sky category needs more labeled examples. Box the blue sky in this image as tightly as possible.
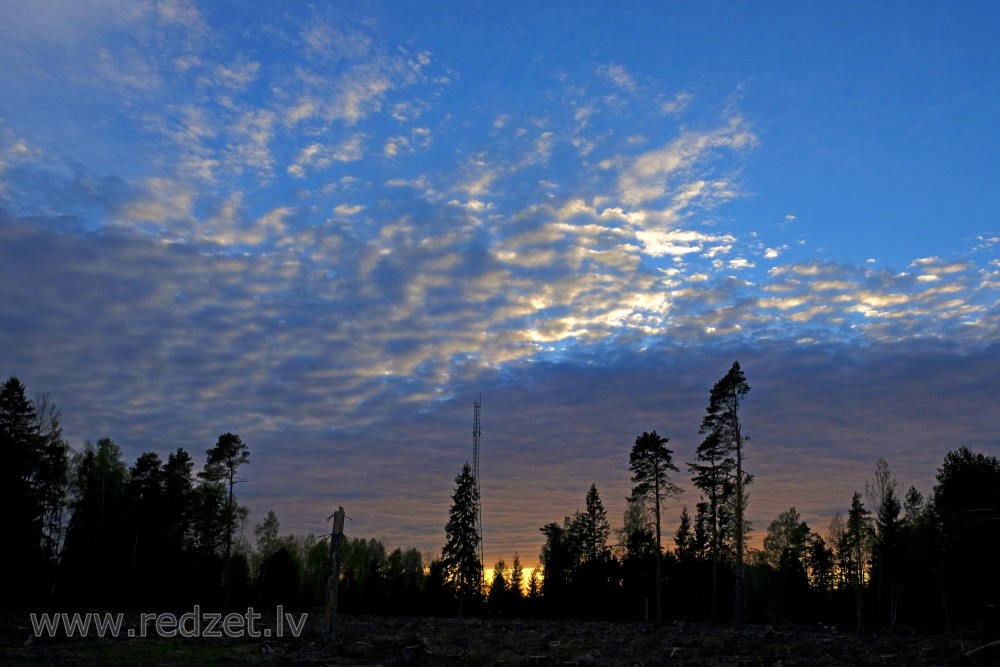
[2,1,998,567]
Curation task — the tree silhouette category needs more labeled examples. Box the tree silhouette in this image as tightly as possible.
[866,457,902,625]
[7,373,1000,630]
[200,432,249,612]
[539,519,576,614]
[689,433,735,621]
[488,558,509,613]
[763,507,810,571]
[527,567,541,600]
[577,483,611,564]
[931,446,1000,629]
[510,552,524,600]
[32,391,70,593]
[806,532,835,596]
[384,546,425,614]
[673,505,694,560]
[569,484,617,616]
[629,430,682,624]
[442,462,483,617]
[62,437,129,606]
[845,492,873,629]
[1,376,45,605]
[762,507,810,619]
[125,451,165,606]
[698,361,752,625]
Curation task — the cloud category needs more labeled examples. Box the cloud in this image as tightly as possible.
[119,177,196,226]
[659,90,693,116]
[301,22,373,61]
[617,117,756,206]
[288,135,366,177]
[333,203,364,216]
[598,63,637,91]
[636,229,732,257]
[210,60,260,91]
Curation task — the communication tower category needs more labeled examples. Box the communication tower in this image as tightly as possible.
[472,397,484,587]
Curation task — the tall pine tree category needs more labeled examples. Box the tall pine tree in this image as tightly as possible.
[697,361,752,626]
[200,432,249,612]
[629,430,682,624]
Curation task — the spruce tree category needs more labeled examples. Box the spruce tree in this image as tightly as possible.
[442,462,482,616]
[0,376,45,605]
[510,552,524,599]
[578,483,611,563]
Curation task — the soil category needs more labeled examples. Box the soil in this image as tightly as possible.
[3,613,998,666]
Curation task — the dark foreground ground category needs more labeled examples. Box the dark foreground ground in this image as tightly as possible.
[3,613,999,666]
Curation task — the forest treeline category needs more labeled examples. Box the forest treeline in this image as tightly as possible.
[3,368,999,632]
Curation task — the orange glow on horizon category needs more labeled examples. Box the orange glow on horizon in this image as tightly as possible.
[484,566,539,592]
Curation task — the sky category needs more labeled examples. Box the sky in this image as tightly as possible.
[1,1,998,570]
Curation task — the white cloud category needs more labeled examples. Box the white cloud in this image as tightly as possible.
[120,177,195,226]
[598,63,637,91]
[331,68,392,124]
[459,169,499,198]
[635,229,729,257]
[333,204,364,216]
[225,109,278,180]
[617,117,756,205]
[210,60,260,90]
[301,23,372,60]
[659,90,692,116]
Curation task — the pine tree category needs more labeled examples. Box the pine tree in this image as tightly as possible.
[200,432,249,612]
[697,361,752,626]
[126,451,165,605]
[846,492,873,629]
[689,432,735,621]
[161,448,195,602]
[629,430,682,624]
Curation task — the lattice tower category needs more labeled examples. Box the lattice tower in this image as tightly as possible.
[472,397,484,589]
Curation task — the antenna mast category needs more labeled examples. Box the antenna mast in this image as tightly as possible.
[472,396,484,588]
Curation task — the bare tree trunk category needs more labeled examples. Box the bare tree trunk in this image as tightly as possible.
[734,426,745,628]
[710,553,719,622]
[323,507,345,642]
[223,478,234,614]
[654,464,663,625]
[889,576,902,626]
